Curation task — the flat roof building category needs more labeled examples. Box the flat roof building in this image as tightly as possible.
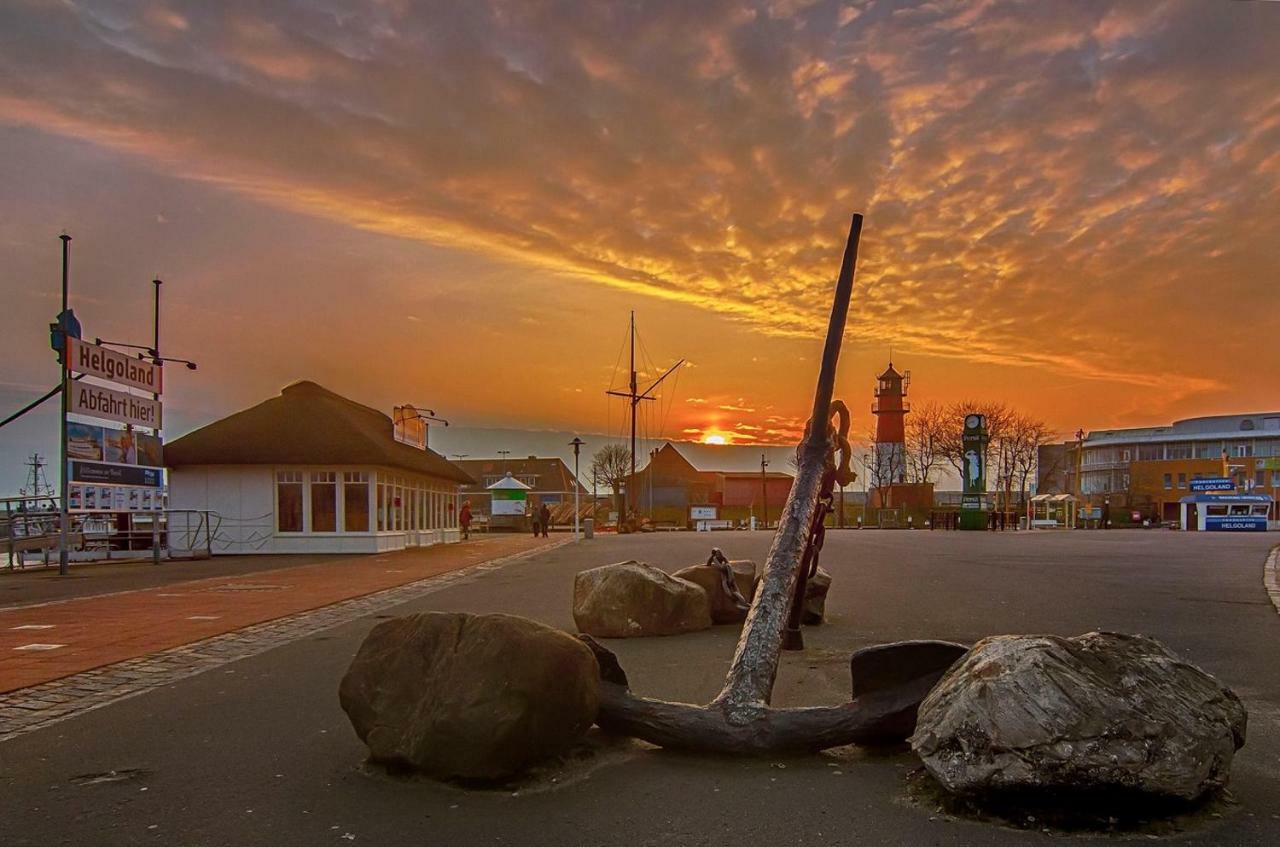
[166,381,473,554]
[1038,412,1280,524]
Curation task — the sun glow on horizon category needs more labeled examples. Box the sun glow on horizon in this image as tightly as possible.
[702,433,729,445]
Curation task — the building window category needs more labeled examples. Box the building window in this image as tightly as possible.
[1167,444,1192,460]
[277,471,303,533]
[344,472,369,532]
[1163,473,1172,490]
[1256,470,1267,488]
[1234,444,1253,458]
[376,483,386,531]
[310,471,337,532]
[1273,470,1280,488]
[1177,473,1187,489]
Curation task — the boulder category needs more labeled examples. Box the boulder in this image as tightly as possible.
[849,640,969,742]
[339,612,599,781]
[573,560,712,637]
[672,559,758,624]
[911,632,1247,801]
[802,566,832,625]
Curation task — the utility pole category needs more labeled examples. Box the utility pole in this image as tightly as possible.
[151,278,163,566]
[605,311,683,517]
[570,437,584,541]
[760,452,769,530]
[57,235,71,576]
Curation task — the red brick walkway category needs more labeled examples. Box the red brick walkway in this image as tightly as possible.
[0,535,558,694]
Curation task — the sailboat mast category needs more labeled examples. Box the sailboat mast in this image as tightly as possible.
[629,310,637,512]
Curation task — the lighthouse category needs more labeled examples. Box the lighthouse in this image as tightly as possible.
[871,361,909,486]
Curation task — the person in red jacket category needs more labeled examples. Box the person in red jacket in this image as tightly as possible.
[459,500,473,540]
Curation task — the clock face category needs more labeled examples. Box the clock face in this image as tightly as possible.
[965,414,981,429]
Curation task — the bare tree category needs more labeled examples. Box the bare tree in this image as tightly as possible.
[904,400,946,484]
[1007,412,1054,507]
[866,427,907,506]
[589,443,633,494]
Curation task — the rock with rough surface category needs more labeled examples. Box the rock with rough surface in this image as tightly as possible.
[802,566,832,625]
[672,559,758,624]
[573,560,712,637]
[911,632,1247,801]
[339,612,599,780]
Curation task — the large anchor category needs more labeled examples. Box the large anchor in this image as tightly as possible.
[782,399,854,650]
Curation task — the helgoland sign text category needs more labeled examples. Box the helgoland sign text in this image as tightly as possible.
[67,337,162,394]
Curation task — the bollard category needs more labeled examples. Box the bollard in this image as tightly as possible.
[584,517,594,540]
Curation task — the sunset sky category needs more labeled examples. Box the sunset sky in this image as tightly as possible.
[2,0,1278,491]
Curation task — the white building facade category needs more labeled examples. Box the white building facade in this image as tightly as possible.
[166,382,473,554]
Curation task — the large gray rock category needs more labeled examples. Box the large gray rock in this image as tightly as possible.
[339,612,599,781]
[573,560,712,637]
[911,632,1247,801]
[672,559,758,624]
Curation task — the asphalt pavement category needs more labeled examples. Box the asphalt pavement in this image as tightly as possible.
[1,530,1277,846]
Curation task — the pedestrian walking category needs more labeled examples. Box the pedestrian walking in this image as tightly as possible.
[459,500,472,540]
[530,505,540,537]
[539,503,552,538]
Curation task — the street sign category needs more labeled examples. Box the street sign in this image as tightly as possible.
[69,381,161,429]
[70,460,163,488]
[1189,478,1234,492]
[67,337,162,394]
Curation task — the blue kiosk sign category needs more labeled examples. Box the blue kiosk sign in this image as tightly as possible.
[1189,478,1235,493]
[1179,493,1271,532]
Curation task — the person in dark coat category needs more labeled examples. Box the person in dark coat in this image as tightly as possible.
[538,503,552,538]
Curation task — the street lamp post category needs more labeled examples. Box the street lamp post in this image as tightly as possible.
[57,235,71,576]
[760,452,769,530]
[569,437,584,541]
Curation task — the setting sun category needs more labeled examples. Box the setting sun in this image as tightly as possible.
[702,433,729,445]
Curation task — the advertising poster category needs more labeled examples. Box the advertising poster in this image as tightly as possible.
[67,422,105,461]
[104,428,139,464]
[69,487,83,510]
[136,433,163,467]
[83,487,97,510]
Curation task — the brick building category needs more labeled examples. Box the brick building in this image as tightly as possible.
[629,442,794,527]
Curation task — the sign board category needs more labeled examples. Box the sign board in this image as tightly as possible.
[67,423,162,466]
[66,337,162,394]
[1189,478,1234,492]
[70,382,161,429]
[69,483,166,513]
[1205,516,1267,532]
[690,505,717,520]
[71,460,163,488]
[490,487,528,516]
[392,405,426,449]
[1262,458,1280,472]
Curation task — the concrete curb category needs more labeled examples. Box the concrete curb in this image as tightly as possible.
[1265,544,1280,618]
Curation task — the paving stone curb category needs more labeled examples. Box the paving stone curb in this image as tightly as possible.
[0,539,571,742]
